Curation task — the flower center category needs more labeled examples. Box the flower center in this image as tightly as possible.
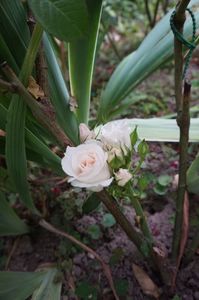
[78,152,96,173]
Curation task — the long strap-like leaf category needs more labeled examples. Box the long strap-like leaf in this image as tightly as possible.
[43,34,79,145]
[6,24,43,212]
[68,0,103,124]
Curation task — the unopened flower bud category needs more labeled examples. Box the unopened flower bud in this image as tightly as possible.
[79,123,94,143]
[115,168,132,186]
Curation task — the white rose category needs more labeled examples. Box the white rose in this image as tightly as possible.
[79,123,95,143]
[61,141,113,192]
[115,168,132,186]
[99,120,132,150]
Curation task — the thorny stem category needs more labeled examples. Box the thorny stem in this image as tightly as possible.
[171,0,191,262]
[39,219,120,300]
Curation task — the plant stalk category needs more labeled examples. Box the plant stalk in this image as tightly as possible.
[127,183,154,245]
[172,81,191,261]
[171,0,191,262]
[98,190,156,260]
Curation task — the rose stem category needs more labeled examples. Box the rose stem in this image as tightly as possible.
[127,183,154,246]
[98,190,157,265]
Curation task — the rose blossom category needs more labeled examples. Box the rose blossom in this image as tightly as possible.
[61,141,113,192]
[115,168,132,186]
[99,120,132,150]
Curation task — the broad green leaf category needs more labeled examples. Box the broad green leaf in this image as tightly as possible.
[68,0,103,124]
[187,154,199,195]
[43,34,79,145]
[29,0,89,42]
[31,268,62,300]
[6,95,37,211]
[0,271,44,300]
[157,175,172,187]
[98,0,199,121]
[82,193,101,214]
[1,102,62,174]
[0,0,30,69]
[97,118,199,142]
[0,268,61,300]
[6,24,43,213]
[0,192,29,236]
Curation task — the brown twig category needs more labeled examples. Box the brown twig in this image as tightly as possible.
[0,63,72,147]
[172,81,191,261]
[39,219,120,300]
[171,0,191,263]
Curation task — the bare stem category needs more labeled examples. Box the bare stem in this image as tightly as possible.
[99,190,143,249]
[39,219,120,300]
[172,81,191,261]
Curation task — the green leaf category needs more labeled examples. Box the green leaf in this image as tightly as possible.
[68,0,103,123]
[6,24,43,213]
[98,2,199,121]
[0,0,30,68]
[187,153,199,195]
[43,34,79,145]
[114,279,129,297]
[130,126,138,147]
[87,224,101,240]
[0,192,29,236]
[0,271,44,300]
[0,33,19,73]
[153,183,168,196]
[29,0,89,42]
[76,281,97,300]
[101,213,116,228]
[82,193,101,214]
[0,102,62,175]
[138,140,149,160]
[157,175,172,187]
[0,268,61,300]
[6,95,37,211]
[31,268,62,300]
